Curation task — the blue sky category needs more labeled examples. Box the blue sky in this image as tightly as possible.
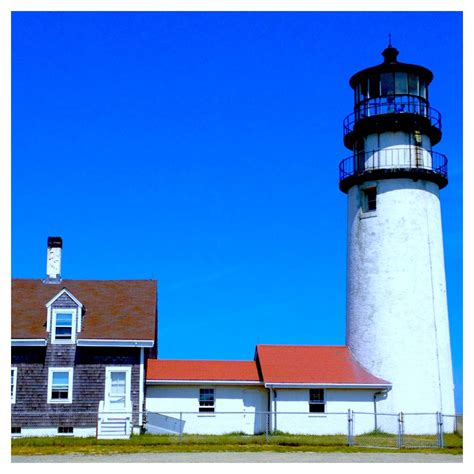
[11,11,463,411]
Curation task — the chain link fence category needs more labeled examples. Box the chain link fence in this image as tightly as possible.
[11,409,462,449]
[401,413,440,448]
[350,412,400,448]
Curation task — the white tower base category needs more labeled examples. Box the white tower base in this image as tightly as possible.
[346,178,455,433]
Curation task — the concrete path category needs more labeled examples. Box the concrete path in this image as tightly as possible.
[12,452,463,463]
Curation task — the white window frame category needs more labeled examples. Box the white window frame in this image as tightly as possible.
[48,368,74,404]
[51,308,77,344]
[308,388,325,413]
[199,387,215,413]
[11,367,17,404]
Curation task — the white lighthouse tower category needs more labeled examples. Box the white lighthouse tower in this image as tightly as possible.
[340,44,456,430]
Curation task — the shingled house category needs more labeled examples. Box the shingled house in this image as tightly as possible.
[11,237,157,438]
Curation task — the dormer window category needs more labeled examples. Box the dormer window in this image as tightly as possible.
[51,309,77,344]
[46,288,83,344]
[53,311,74,341]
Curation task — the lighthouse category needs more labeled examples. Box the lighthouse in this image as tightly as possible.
[340,44,456,428]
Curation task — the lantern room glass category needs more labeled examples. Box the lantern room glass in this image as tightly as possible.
[355,73,428,104]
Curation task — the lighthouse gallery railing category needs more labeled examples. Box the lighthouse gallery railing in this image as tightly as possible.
[343,94,442,136]
[339,147,448,182]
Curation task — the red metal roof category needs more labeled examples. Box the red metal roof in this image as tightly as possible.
[147,359,261,382]
[146,346,390,386]
[256,345,390,386]
[11,279,157,341]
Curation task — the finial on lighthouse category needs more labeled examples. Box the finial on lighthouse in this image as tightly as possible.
[382,36,399,64]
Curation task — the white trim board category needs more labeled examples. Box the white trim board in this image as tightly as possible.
[11,339,47,346]
[77,339,154,347]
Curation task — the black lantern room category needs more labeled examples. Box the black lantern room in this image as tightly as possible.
[339,44,448,193]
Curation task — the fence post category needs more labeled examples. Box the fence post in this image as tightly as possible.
[397,412,404,449]
[347,409,353,446]
[265,412,269,443]
[179,412,183,443]
[437,412,444,448]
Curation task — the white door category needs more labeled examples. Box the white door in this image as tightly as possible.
[105,367,131,411]
[243,389,257,432]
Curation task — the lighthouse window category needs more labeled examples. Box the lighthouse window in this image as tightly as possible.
[381,72,395,96]
[363,187,377,212]
[395,72,408,94]
[419,80,427,99]
[358,79,368,102]
[368,74,380,98]
[408,73,419,96]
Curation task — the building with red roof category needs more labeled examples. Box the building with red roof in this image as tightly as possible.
[255,345,390,387]
[144,345,391,435]
[147,360,261,384]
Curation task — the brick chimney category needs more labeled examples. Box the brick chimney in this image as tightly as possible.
[44,236,62,283]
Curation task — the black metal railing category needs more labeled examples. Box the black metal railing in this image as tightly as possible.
[343,95,442,136]
[339,147,448,182]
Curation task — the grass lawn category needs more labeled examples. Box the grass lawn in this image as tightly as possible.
[11,432,463,456]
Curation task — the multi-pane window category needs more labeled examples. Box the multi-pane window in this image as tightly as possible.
[309,389,325,413]
[53,311,74,342]
[48,368,73,403]
[11,368,17,403]
[58,427,74,434]
[199,388,215,412]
